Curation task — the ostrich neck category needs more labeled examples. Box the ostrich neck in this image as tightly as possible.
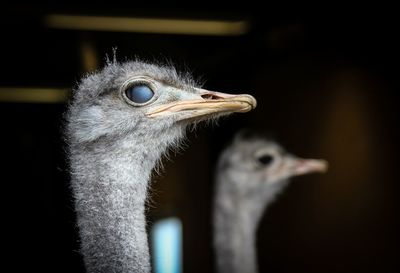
[214,174,288,273]
[70,134,165,273]
[214,196,260,273]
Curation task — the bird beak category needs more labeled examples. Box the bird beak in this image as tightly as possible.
[146,88,257,120]
[290,158,329,176]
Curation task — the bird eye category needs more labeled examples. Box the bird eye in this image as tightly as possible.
[257,154,274,165]
[125,84,154,104]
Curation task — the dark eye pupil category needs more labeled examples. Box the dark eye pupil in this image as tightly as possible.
[125,85,154,104]
[258,155,274,165]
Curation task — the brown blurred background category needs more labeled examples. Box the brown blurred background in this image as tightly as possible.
[0,3,398,273]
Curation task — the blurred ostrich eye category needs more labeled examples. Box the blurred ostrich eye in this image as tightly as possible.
[257,154,274,165]
[125,84,154,104]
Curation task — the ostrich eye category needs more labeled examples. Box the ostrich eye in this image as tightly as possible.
[125,84,154,104]
[257,154,274,165]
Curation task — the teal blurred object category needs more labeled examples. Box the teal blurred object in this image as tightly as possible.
[151,217,183,273]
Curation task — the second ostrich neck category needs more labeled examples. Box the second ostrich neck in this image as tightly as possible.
[214,175,288,273]
[214,195,261,273]
[217,208,258,273]
[71,134,169,273]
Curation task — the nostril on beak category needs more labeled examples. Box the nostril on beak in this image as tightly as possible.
[201,94,223,100]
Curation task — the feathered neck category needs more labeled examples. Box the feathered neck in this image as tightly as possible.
[68,130,181,273]
[213,171,289,273]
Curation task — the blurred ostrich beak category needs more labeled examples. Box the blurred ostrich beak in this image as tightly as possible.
[146,88,257,120]
[291,158,329,176]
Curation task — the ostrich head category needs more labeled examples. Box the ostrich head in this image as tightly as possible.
[215,132,328,220]
[67,61,256,147]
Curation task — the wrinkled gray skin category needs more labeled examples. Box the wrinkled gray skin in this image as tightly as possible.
[214,134,320,273]
[66,60,237,273]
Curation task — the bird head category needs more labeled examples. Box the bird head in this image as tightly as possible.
[67,61,256,144]
[217,133,328,198]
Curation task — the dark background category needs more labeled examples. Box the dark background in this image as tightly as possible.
[1,3,398,273]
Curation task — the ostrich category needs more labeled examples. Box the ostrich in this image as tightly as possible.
[213,132,328,273]
[65,60,256,273]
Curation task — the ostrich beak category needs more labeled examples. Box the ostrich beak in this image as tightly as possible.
[291,158,329,176]
[146,89,257,120]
